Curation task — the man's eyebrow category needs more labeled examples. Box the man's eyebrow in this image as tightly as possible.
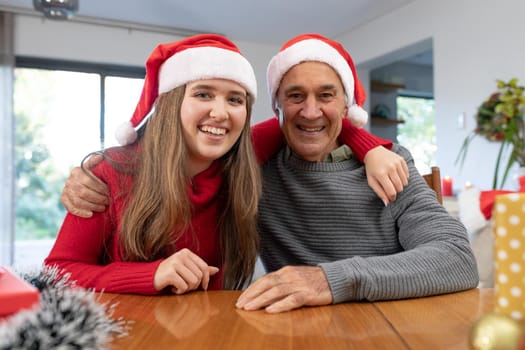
[318,84,338,91]
[283,84,339,94]
[283,85,303,94]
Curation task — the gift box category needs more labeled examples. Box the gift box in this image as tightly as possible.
[0,266,40,317]
[493,193,525,321]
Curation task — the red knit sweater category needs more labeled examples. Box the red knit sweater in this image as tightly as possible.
[45,117,391,294]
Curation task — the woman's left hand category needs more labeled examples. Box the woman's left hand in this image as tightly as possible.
[154,248,219,294]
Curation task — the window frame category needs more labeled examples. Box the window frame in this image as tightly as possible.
[16,56,145,149]
[6,57,145,266]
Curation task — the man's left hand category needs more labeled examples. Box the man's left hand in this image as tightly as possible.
[235,266,333,313]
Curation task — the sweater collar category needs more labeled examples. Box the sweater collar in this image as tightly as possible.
[189,160,223,206]
[286,144,353,163]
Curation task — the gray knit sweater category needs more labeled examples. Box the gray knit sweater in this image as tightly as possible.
[258,144,479,303]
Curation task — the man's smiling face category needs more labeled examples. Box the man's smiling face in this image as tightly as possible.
[276,61,348,162]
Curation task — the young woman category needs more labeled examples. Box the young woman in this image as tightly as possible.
[45,34,262,294]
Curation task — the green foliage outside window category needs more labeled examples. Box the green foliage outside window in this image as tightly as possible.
[396,96,436,173]
[14,69,67,239]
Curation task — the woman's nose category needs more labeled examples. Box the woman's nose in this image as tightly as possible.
[209,100,229,121]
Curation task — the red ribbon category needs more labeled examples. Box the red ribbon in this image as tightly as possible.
[479,175,525,219]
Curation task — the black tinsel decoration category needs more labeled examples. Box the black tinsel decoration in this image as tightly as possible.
[0,266,130,349]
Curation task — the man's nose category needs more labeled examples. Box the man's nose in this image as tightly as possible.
[301,96,322,119]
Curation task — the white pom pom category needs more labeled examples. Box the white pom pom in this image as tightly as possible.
[347,105,368,127]
[458,187,488,234]
[114,121,137,146]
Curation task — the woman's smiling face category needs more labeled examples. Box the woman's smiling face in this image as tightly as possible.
[180,78,248,176]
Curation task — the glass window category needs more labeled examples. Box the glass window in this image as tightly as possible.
[105,76,144,148]
[13,63,143,270]
[396,95,436,174]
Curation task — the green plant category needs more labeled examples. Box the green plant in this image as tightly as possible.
[456,78,525,189]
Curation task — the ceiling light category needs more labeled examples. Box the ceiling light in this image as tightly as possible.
[33,0,79,20]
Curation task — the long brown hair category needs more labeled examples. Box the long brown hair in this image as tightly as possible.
[97,85,261,289]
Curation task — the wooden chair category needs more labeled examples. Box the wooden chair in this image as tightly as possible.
[422,166,443,205]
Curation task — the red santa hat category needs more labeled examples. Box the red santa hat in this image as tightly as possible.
[115,34,258,145]
[266,33,368,127]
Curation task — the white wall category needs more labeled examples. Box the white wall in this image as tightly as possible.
[338,0,525,191]
[13,15,277,124]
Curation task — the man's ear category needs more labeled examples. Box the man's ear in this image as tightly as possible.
[342,95,349,119]
[274,102,285,127]
[273,100,280,115]
[342,106,348,119]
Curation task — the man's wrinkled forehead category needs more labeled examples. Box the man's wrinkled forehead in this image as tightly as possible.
[277,61,345,95]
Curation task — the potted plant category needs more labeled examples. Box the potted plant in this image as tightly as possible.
[456,78,525,189]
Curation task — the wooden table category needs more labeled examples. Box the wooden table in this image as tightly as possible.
[101,288,494,350]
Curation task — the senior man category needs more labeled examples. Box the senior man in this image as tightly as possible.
[235,34,478,313]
